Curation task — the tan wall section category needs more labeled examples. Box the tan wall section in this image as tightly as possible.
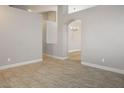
[48,11,56,21]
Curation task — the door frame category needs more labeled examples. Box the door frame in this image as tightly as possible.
[64,19,83,63]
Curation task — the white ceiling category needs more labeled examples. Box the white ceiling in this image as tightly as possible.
[11,5,57,13]
[68,5,96,14]
[11,5,96,14]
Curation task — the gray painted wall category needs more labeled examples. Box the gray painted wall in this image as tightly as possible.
[57,5,124,70]
[41,11,57,56]
[81,5,124,70]
[41,12,48,53]
[0,6,42,66]
[57,6,69,57]
[41,6,68,58]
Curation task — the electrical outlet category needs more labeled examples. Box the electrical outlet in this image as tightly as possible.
[102,58,105,63]
[8,58,11,62]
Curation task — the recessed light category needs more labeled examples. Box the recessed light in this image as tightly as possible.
[27,9,32,12]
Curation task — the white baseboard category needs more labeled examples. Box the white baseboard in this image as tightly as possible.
[0,58,43,70]
[45,54,68,60]
[81,61,124,75]
[69,49,81,53]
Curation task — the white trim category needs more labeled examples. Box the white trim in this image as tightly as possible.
[81,61,124,75]
[0,59,43,70]
[45,54,68,60]
[68,49,81,53]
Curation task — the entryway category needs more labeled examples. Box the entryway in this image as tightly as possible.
[66,20,82,62]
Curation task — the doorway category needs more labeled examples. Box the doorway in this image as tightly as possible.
[67,20,82,62]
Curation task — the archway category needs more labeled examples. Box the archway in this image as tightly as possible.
[64,19,82,62]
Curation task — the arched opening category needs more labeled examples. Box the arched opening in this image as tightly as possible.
[65,19,82,62]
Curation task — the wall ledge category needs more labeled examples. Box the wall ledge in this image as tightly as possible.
[44,54,68,60]
[81,61,124,75]
[69,49,81,53]
[0,58,42,70]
